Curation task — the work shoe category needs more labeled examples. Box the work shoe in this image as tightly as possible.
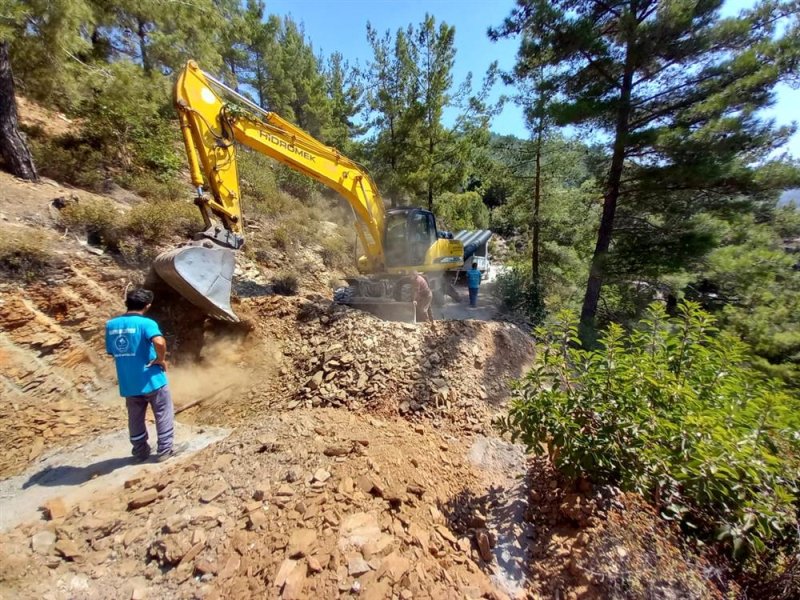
[155,442,188,463]
[132,447,151,462]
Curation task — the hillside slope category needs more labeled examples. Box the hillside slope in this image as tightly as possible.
[0,168,727,599]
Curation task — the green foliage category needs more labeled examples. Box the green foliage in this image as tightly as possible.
[28,135,107,190]
[774,201,800,238]
[493,0,800,340]
[61,199,125,249]
[499,302,800,561]
[324,52,365,153]
[237,149,280,211]
[272,271,299,295]
[24,62,181,193]
[274,164,319,203]
[365,15,498,207]
[77,62,180,176]
[689,213,800,386]
[482,133,599,310]
[433,191,489,231]
[124,200,203,244]
[493,265,546,324]
[0,227,60,281]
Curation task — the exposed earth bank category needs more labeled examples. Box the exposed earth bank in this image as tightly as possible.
[0,172,725,599]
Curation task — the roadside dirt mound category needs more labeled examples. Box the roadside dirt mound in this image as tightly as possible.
[0,411,726,600]
[177,294,535,436]
[0,409,510,600]
[519,457,725,599]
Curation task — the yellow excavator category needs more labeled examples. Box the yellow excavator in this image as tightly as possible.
[153,61,467,322]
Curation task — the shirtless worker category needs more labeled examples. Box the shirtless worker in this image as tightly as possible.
[412,271,434,322]
[105,288,183,462]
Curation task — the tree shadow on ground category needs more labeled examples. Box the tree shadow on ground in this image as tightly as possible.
[22,456,135,489]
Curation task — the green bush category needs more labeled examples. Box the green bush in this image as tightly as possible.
[275,163,319,202]
[272,226,290,250]
[493,265,546,324]
[61,200,125,250]
[434,191,490,231]
[60,198,202,262]
[272,271,299,295]
[238,150,280,213]
[498,302,800,561]
[120,173,187,202]
[29,136,108,190]
[125,200,203,243]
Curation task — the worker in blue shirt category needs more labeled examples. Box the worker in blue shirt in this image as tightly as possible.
[106,288,183,462]
[466,262,482,307]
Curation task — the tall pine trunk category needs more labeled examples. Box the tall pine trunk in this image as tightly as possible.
[427,131,434,212]
[0,41,38,182]
[137,18,151,74]
[531,116,543,278]
[578,40,635,345]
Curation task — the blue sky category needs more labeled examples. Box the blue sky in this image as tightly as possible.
[265,0,799,157]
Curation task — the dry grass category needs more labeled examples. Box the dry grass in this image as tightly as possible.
[319,234,352,270]
[0,227,61,281]
[60,197,202,263]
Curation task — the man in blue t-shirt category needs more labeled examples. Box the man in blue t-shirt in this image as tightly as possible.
[466,262,482,308]
[106,288,181,462]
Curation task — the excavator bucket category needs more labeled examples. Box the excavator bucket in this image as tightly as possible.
[152,245,239,322]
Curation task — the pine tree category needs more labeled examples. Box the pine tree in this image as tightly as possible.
[241,0,278,108]
[493,0,800,344]
[365,23,418,203]
[0,0,95,180]
[0,40,37,181]
[366,16,498,208]
[325,52,365,153]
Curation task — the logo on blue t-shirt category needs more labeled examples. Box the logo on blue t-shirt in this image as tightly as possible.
[114,334,131,354]
[106,314,167,397]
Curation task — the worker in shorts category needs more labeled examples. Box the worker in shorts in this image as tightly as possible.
[105,288,184,462]
[412,271,434,322]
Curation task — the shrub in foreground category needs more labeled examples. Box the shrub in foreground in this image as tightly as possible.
[272,272,299,296]
[493,265,546,324]
[498,302,800,562]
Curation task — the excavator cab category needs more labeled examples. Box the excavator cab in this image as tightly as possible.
[384,208,439,269]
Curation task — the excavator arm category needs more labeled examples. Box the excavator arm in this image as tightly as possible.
[174,61,385,271]
[154,61,465,322]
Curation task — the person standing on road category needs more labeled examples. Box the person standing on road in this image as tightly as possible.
[467,262,482,308]
[412,271,434,322]
[105,288,182,462]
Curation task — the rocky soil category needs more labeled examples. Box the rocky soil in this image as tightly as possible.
[0,170,727,599]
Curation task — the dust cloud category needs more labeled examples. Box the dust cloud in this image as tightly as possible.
[167,335,270,414]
